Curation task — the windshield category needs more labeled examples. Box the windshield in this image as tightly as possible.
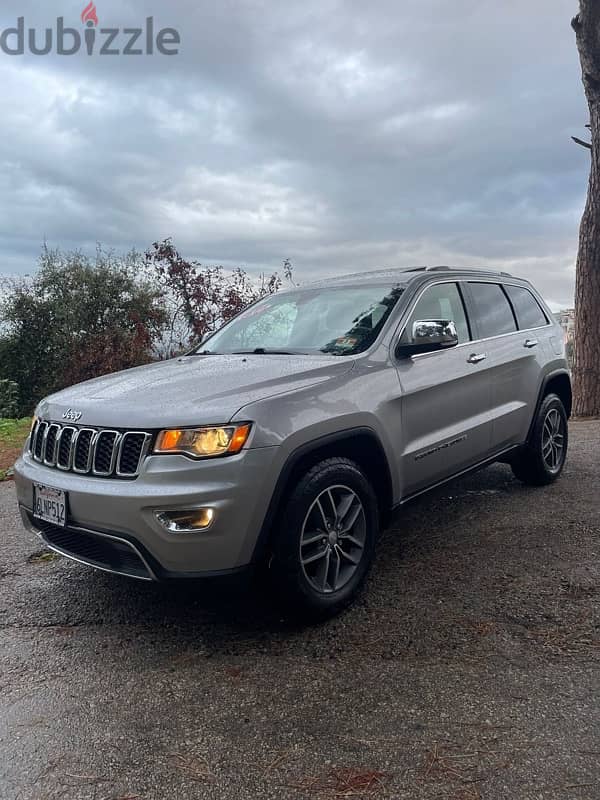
[196,283,405,356]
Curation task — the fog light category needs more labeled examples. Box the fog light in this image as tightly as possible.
[155,508,215,532]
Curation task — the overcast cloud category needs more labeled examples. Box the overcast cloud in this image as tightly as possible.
[0,0,588,307]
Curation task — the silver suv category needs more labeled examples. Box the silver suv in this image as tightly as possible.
[15,267,571,617]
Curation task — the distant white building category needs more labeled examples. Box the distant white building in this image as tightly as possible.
[555,309,575,343]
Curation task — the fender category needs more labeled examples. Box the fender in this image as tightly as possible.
[250,426,393,564]
[526,368,572,442]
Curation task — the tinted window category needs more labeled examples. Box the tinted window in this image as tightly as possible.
[403,282,470,344]
[468,282,517,338]
[504,285,549,329]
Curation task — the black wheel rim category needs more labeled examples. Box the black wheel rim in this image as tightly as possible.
[542,408,565,473]
[299,484,366,594]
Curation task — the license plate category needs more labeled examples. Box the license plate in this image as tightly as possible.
[33,484,67,527]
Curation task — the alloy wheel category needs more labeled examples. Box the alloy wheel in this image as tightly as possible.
[299,485,366,594]
[542,407,566,473]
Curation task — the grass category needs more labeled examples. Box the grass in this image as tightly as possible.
[0,417,32,479]
[27,550,60,564]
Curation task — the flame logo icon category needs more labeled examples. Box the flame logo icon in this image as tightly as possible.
[81,1,99,27]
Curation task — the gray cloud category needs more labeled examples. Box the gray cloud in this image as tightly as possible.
[0,0,588,306]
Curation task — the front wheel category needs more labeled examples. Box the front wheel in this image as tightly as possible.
[511,393,568,486]
[268,457,379,619]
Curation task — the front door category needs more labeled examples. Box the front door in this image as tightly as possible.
[394,281,492,497]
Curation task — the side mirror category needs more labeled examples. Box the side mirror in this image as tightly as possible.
[396,319,459,357]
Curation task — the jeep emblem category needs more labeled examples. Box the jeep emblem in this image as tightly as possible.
[62,408,82,422]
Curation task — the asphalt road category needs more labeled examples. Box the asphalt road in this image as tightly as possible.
[1,422,599,800]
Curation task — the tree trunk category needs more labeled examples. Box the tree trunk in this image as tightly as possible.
[572,2,600,417]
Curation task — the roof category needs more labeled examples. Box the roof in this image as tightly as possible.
[300,266,514,289]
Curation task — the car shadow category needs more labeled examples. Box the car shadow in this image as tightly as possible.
[35,462,533,645]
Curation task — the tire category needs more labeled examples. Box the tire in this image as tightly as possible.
[511,393,568,486]
[268,457,379,620]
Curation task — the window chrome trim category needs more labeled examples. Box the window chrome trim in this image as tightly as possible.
[409,325,553,361]
[391,277,553,360]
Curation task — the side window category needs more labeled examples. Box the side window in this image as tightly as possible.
[467,282,517,338]
[504,285,549,329]
[403,282,470,344]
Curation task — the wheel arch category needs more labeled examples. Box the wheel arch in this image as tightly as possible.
[526,369,572,444]
[251,427,394,563]
[540,370,572,418]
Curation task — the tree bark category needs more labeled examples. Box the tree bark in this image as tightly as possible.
[572,2,600,417]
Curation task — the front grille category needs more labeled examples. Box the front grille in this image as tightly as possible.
[57,427,75,469]
[33,517,152,579]
[94,430,118,474]
[30,419,152,479]
[43,424,59,465]
[34,421,46,459]
[118,433,147,474]
[73,428,94,472]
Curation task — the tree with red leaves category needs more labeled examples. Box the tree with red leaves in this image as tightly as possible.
[145,239,293,355]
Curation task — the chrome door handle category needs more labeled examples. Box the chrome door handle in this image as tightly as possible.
[524,339,539,348]
[467,353,487,364]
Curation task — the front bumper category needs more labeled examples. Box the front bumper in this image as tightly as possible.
[14,445,280,579]
[22,510,159,580]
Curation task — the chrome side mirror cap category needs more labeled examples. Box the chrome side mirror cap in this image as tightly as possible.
[396,319,459,357]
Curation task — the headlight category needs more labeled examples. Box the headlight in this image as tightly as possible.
[154,423,251,458]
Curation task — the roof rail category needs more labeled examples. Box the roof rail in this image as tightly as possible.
[423,265,513,278]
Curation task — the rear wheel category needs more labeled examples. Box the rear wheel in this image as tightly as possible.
[268,457,379,619]
[511,393,568,486]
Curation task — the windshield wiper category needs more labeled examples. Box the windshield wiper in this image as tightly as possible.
[191,347,310,356]
[232,348,301,355]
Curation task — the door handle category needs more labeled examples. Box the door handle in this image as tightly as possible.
[467,353,487,364]
[524,339,539,348]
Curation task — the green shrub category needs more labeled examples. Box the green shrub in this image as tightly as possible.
[0,246,167,415]
[0,380,20,418]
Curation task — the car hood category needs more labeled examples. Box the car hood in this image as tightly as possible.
[37,354,355,429]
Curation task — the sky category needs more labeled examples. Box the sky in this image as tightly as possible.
[0,0,589,308]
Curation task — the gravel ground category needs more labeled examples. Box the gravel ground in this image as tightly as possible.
[1,421,599,800]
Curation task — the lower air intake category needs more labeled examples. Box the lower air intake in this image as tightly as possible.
[33,517,153,580]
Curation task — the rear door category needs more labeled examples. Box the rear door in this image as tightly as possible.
[498,283,552,445]
[394,281,493,496]
[462,281,548,450]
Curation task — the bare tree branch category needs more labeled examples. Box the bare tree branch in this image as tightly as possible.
[572,135,592,149]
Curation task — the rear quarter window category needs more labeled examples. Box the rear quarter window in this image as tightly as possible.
[504,284,549,329]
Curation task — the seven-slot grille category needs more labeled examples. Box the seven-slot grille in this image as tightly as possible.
[29,420,152,478]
